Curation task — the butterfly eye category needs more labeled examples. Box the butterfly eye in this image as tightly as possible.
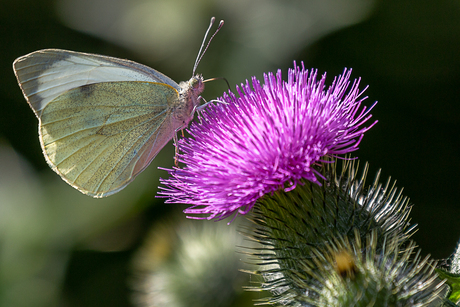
[190,76,203,89]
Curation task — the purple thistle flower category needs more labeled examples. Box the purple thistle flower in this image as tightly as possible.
[159,62,377,220]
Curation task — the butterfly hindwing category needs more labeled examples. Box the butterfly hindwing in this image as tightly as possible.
[39,81,180,197]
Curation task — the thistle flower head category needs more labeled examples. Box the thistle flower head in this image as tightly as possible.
[244,161,446,306]
[298,232,446,307]
[160,63,377,220]
[131,216,255,307]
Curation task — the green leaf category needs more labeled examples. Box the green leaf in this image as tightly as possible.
[436,268,460,305]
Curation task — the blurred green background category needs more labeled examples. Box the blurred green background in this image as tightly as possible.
[1,0,460,306]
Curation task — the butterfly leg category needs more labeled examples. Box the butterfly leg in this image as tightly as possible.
[173,131,179,167]
[196,96,228,112]
[172,128,186,167]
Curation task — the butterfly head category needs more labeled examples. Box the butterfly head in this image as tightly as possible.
[175,75,205,125]
[179,74,205,101]
[190,74,205,95]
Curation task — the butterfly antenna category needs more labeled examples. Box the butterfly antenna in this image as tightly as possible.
[193,17,224,76]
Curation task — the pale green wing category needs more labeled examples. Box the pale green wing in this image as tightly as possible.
[13,49,180,118]
[40,81,180,197]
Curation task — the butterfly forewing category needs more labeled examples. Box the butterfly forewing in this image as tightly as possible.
[39,81,180,197]
[13,49,181,117]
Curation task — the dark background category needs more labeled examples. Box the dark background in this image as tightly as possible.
[1,0,459,306]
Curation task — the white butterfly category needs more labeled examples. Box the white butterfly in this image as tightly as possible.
[13,17,223,198]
